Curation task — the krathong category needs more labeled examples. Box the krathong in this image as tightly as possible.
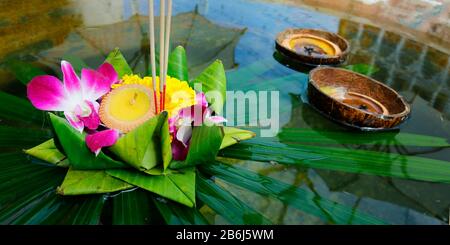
[24,0,254,207]
[24,46,254,207]
[25,0,254,207]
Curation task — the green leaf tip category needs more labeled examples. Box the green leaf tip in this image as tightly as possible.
[109,111,172,171]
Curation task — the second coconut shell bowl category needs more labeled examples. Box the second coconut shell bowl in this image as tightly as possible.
[307,67,411,130]
[275,28,350,66]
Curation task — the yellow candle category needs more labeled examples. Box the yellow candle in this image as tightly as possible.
[99,84,155,133]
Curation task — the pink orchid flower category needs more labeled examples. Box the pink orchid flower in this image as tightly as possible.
[169,92,226,160]
[27,61,118,132]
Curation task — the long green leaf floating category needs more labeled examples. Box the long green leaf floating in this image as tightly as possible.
[49,113,127,170]
[106,167,196,208]
[5,60,47,85]
[200,163,386,224]
[197,175,272,225]
[0,126,52,148]
[220,139,450,184]
[191,60,227,114]
[152,196,208,225]
[0,179,61,224]
[279,128,450,147]
[0,154,104,225]
[110,112,172,171]
[0,154,65,224]
[105,48,133,78]
[57,168,134,195]
[13,194,105,225]
[0,92,44,125]
[167,46,189,81]
[112,190,160,225]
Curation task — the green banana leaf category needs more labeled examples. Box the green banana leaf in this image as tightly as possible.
[152,197,208,224]
[57,168,134,195]
[109,112,172,171]
[0,153,105,225]
[220,127,256,150]
[200,162,386,224]
[220,138,450,184]
[105,48,133,78]
[278,128,450,147]
[167,46,189,81]
[106,167,196,207]
[191,60,227,114]
[0,126,51,148]
[197,174,272,224]
[49,113,127,170]
[185,125,224,165]
[0,92,44,125]
[112,189,164,225]
[171,125,224,169]
[24,139,66,166]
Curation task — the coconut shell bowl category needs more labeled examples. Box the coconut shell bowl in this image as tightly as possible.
[307,67,411,130]
[275,28,350,66]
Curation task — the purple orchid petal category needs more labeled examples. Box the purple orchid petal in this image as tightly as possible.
[81,68,114,100]
[178,107,194,121]
[176,125,192,147]
[97,62,118,85]
[86,129,119,156]
[179,104,205,126]
[27,75,68,111]
[178,93,208,118]
[196,92,208,108]
[203,108,226,124]
[171,138,189,161]
[78,101,100,130]
[64,111,84,133]
[61,61,81,95]
[168,117,177,134]
[206,115,227,124]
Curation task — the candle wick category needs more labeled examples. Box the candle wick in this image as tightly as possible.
[130,92,138,105]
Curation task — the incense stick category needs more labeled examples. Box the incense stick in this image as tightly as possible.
[162,0,172,111]
[159,0,166,112]
[149,0,158,114]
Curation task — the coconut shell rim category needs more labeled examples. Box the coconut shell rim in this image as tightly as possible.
[308,66,411,120]
[275,28,350,65]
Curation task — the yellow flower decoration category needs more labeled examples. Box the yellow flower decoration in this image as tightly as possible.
[112,75,196,118]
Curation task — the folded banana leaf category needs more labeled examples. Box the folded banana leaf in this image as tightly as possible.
[109,112,172,171]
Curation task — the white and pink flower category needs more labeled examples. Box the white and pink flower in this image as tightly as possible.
[27,60,120,155]
[169,92,226,160]
[27,60,118,132]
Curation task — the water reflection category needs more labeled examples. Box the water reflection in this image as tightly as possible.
[0,0,81,88]
[339,19,450,121]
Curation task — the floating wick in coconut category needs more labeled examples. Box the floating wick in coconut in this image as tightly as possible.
[285,34,342,57]
[320,86,389,115]
[99,84,156,133]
